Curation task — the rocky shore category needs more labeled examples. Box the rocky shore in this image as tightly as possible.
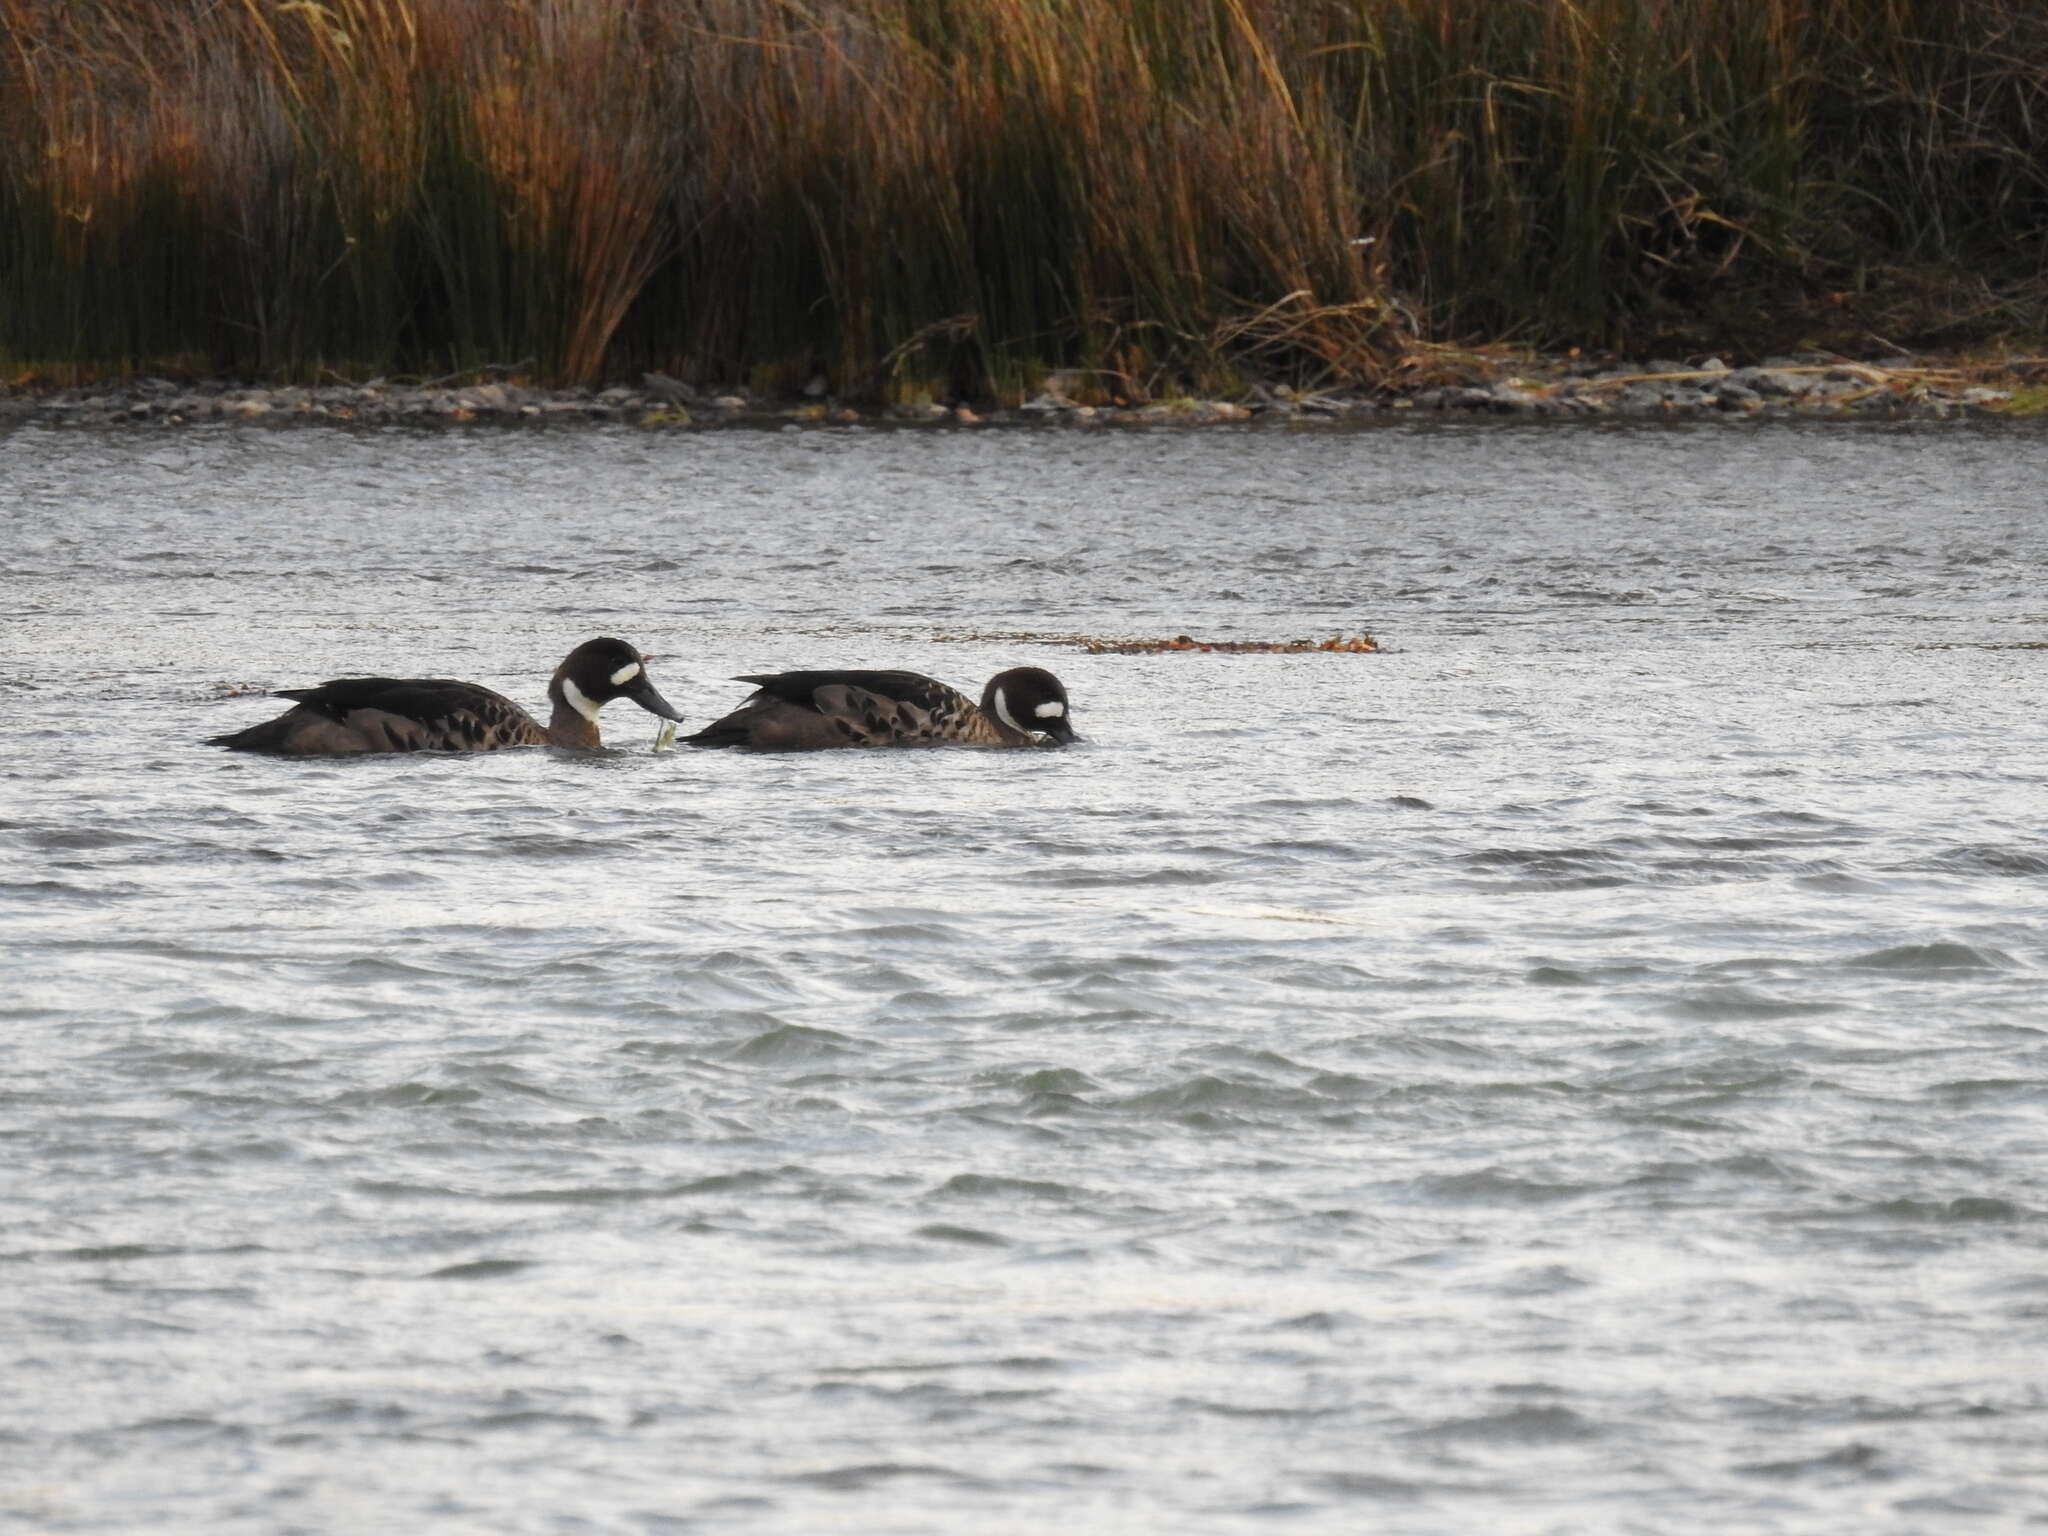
[2,354,2040,428]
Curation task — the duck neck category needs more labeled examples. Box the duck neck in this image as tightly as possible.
[546,675,603,749]
[981,682,1033,745]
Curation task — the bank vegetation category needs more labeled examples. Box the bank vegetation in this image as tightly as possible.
[3,0,2045,400]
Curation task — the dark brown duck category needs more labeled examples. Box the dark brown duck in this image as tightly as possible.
[684,666,1076,751]
[206,637,683,755]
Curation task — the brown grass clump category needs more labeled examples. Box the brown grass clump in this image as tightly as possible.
[3,0,2046,392]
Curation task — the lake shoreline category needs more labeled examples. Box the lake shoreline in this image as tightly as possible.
[5,352,2043,429]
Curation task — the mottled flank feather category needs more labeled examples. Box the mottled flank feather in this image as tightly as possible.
[685,666,1074,752]
[214,678,550,754]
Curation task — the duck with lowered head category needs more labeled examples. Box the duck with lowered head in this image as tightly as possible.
[206,637,683,755]
[683,665,1076,751]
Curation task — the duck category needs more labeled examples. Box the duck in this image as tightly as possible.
[206,637,683,755]
[683,665,1076,751]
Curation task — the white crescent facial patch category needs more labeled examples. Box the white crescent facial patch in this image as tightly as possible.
[1034,700,1066,718]
[991,687,1024,735]
[563,676,604,723]
[610,661,643,686]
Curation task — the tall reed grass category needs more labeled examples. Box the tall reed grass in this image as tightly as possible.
[3,0,2044,394]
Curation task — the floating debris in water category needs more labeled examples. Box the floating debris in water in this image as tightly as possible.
[1079,633,1379,655]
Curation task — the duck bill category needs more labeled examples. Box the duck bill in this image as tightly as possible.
[625,675,685,722]
[1038,717,1078,745]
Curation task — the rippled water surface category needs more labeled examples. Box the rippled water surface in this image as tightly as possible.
[4,419,2046,1533]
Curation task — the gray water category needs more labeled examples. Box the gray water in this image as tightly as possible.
[3,419,2045,1534]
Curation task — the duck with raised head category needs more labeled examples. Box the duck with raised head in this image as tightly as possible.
[206,637,683,755]
[683,665,1076,751]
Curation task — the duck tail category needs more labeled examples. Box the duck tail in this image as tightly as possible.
[205,704,306,753]
[206,721,285,751]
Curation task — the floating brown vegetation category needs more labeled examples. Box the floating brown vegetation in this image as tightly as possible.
[3,0,2047,394]
[1079,634,1380,655]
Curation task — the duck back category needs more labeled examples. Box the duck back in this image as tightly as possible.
[209,677,546,755]
[684,669,1019,750]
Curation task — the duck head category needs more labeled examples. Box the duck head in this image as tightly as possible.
[984,666,1077,744]
[554,637,684,726]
